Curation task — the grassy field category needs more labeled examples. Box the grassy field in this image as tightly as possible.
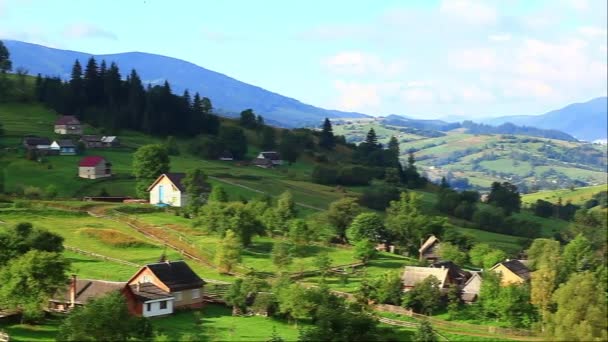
[521,184,607,205]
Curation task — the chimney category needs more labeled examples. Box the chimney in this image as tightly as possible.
[70,274,77,308]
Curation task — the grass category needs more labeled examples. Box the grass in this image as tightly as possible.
[521,184,607,205]
[78,228,154,247]
[0,315,62,342]
[454,227,527,255]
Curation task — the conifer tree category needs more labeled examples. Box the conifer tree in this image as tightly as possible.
[319,118,335,150]
[0,40,12,74]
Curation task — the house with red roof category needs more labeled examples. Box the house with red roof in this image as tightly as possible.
[54,115,82,135]
[78,156,112,179]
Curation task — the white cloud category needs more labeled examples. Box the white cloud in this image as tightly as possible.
[489,33,511,42]
[63,23,117,40]
[332,80,382,112]
[439,0,497,26]
[578,26,608,37]
[460,86,495,102]
[322,51,406,77]
[448,48,498,71]
[402,88,435,103]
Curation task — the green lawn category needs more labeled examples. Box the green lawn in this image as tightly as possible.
[454,226,527,255]
[522,184,607,205]
[0,315,62,342]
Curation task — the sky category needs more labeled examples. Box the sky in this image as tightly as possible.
[0,0,606,119]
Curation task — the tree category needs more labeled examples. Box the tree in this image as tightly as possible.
[0,251,69,321]
[218,126,248,159]
[0,222,64,266]
[325,197,362,242]
[388,136,400,157]
[278,132,301,165]
[288,219,313,248]
[239,109,257,128]
[414,320,438,342]
[353,239,377,263]
[0,40,12,74]
[56,292,152,341]
[223,278,248,315]
[313,253,332,278]
[271,241,294,271]
[561,234,594,278]
[209,186,229,203]
[402,276,442,315]
[547,272,607,341]
[371,272,403,305]
[437,243,467,266]
[132,144,170,198]
[487,182,521,215]
[215,230,241,273]
[319,118,335,150]
[275,191,296,232]
[182,168,211,214]
[364,128,379,147]
[468,243,492,267]
[261,126,276,150]
[526,238,561,270]
[531,266,557,325]
[346,212,386,244]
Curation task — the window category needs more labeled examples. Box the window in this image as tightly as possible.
[146,303,151,312]
[174,292,183,301]
[192,289,200,299]
[160,301,167,310]
[142,275,151,283]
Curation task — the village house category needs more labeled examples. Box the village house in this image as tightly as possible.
[430,260,471,286]
[50,139,77,155]
[78,156,112,179]
[54,115,82,135]
[489,259,531,286]
[401,266,450,292]
[49,275,126,312]
[23,136,51,153]
[80,135,104,148]
[461,272,482,304]
[147,173,188,207]
[100,136,120,148]
[252,151,283,168]
[419,235,440,262]
[123,261,206,317]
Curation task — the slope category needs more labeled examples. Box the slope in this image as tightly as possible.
[4,40,367,127]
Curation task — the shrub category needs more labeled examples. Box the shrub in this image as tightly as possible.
[23,186,42,199]
[79,229,153,247]
[359,185,400,210]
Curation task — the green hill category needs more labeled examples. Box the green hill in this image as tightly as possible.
[333,119,607,191]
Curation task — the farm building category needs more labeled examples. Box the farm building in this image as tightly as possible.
[218,150,234,161]
[489,259,531,286]
[101,136,120,147]
[401,266,450,292]
[23,136,51,153]
[419,235,440,262]
[50,139,77,155]
[461,272,482,304]
[147,173,188,207]
[256,151,283,166]
[54,115,82,135]
[123,261,206,317]
[49,275,126,312]
[80,135,103,148]
[78,156,112,179]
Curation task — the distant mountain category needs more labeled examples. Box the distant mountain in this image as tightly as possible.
[382,115,461,131]
[4,40,368,127]
[482,97,607,141]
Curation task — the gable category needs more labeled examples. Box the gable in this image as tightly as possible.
[147,174,184,193]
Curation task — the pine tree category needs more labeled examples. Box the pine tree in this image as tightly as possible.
[365,128,378,147]
[0,40,12,74]
[83,57,101,107]
[319,118,335,150]
[261,126,276,150]
[69,60,85,117]
[215,230,242,274]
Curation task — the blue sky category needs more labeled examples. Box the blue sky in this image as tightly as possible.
[1,0,606,118]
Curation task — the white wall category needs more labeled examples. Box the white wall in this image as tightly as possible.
[142,298,174,317]
[149,176,183,207]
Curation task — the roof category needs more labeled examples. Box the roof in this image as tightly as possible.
[80,135,102,142]
[51,279,126,305]
[101,136,118,143]
[402,266,449,288]
[23,136,51,146]
[145,261,205,292]
[78,156,107,167]
[461,292,477,302]
[146,173,186,192]
[56,139,76,148]
[55,115,81,125]
[260,151,282,160]
[462,273,482,294]
[430,261,471,282]
[128,283,173,302]
[490,260,531,281]
[419,235,439,254]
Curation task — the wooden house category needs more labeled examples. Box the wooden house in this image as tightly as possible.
[419,235,440,262]
[430,261,471,286]
[123,261,206,317]
[49,275,126,312]
[23,136,51,153]
[401,266,450,292]
[461,272,482,304]
[80,135,103,148]
[78,156,112,179]
[101,136,120,147]
[50,139,77,155]
[54,116,82,135]
[147,173,188,207]
[256,151,283,166]
[489,259,531,286]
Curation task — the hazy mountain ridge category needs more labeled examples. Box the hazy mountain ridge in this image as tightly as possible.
[481,97,608,141]
[4,40,368,127]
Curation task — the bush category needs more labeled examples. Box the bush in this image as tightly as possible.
[114,205,162,214]
[359,185,400,210]
[23,186,42,199]
[311,165,338,185]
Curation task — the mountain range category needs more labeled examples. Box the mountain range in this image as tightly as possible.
[4,40,367,127]
[481,97,607,142]
[4,40,607,140]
